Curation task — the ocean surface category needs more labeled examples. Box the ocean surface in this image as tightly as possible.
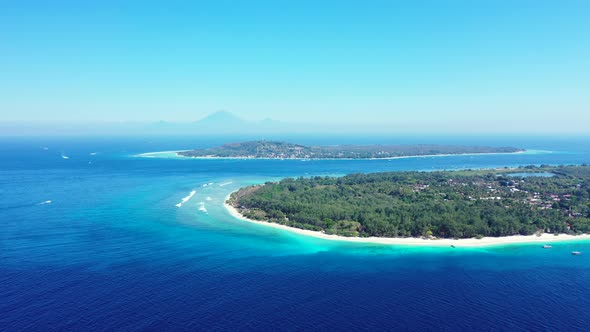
[2,135,590,331]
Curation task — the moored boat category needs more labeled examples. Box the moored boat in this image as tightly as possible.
[571,251,582,255]
[543,244,552,249]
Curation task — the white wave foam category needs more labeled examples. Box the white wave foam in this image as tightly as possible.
[219,181,233,187]
[206,196,212,201]
[175,190,196,207]
[39,200,52,205]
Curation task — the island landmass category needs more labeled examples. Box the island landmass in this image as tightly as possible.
[226,165,590,244]
[178,140,524,159]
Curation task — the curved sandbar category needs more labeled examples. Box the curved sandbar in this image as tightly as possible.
[224,191,590,247]
[135,150,189,158]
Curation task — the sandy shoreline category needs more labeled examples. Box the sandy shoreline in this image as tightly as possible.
[224,193,590,247]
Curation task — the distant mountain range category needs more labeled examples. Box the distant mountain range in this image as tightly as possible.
[0,111,306,136]
[2,110,548,136]
[2,110,588,136]
[145,111,291,135]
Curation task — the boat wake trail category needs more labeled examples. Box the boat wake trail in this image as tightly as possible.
[0,200,52,211]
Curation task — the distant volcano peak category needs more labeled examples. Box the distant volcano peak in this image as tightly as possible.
[195,111,244,124]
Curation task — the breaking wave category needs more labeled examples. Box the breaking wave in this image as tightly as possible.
[175,190,196,208]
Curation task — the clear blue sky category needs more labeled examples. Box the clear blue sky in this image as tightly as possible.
[1,0,589,133]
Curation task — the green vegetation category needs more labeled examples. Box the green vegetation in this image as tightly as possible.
[179,140,523,159]
[228,165,590,238]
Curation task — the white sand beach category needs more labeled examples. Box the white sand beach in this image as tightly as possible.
[224,193,590,247]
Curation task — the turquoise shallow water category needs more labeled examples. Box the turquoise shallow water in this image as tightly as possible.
[2,136,590,331]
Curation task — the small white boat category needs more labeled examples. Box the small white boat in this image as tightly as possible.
[61,154,70,159]
[543,244,552,249]
[572,251,582,255]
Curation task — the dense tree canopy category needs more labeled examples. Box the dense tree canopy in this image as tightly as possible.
[228,166,590,238]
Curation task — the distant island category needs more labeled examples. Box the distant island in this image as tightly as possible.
[178,140,524,159]
[226,165,590,242]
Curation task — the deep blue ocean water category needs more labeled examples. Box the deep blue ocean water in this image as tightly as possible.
[2,135,590,331]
